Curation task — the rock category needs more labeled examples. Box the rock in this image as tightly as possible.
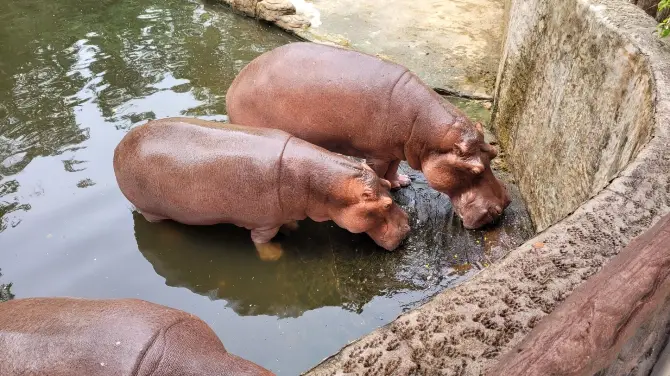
[276,14,311,29]
[224,0,258,17]
[256,0,296,21]
[217,0,311,30]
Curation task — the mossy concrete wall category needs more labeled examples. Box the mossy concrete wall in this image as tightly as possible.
[304,0,670,374]
[491,0,656,231]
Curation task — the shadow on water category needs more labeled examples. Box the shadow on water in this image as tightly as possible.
[0,0,534,373]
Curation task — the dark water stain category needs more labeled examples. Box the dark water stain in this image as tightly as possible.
[0,0,533,374]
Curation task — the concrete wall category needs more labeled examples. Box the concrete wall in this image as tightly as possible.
[304,0,670,375]
[491,0,655,231]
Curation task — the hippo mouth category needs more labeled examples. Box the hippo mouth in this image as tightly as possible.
[367,221,411,251]
[456,202,506,229]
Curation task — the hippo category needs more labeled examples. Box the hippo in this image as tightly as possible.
[0,297,273,376]
[225,42,511,229]
[113,117,410,259]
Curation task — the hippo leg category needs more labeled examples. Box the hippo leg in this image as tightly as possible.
[366,158,390,178]
[279,220,300,234]
[140,211,167,222]
[384,160,412,188]
[251,227,283,262]
[367,158,410,189]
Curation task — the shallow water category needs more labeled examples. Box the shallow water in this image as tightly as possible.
[0,0,533,374]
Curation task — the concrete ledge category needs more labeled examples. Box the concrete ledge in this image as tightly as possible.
[304,0,670,374]
[488,213,670,376]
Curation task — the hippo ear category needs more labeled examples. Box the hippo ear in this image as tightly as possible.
[458,153,485,174]
[453,142,467,156]
[468,161,485,175]
[482,143,498,159]
[474,122,484,135]
[380,179,392,190]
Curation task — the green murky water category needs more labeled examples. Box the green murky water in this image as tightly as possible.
[0,0,533,374]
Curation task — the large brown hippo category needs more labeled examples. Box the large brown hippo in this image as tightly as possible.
[0,297,273,376]
[225,42,511,229]
[113,117,410,259]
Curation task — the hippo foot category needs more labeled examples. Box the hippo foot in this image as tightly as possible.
[388,174,412,189]
[254,242,284,262]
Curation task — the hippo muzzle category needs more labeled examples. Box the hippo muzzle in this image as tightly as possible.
[365,203,411,251]
[451,167,511,229]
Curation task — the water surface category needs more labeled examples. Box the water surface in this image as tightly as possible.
[0,1,533,374]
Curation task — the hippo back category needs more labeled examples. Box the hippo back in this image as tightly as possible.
[225,42,435,161]
[0,297,274,376]
[113,118,291,228]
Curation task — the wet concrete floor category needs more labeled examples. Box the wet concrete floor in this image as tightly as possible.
[295,0,506,97]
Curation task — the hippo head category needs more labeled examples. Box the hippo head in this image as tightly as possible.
[365,201,411,250]
[329,163,410,250]
[421,121,511,229]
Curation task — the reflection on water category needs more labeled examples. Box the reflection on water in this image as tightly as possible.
[134,212,417,318]
[0,0,295,229]
[0,0,533,374]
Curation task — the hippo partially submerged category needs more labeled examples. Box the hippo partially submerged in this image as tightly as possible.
[0,297,273,376]
[226,42,511,229]
[113,117,410,258]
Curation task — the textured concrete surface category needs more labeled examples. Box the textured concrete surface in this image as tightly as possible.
[303,0,670,374]
[215,0,506,97]
[488,214,670,376]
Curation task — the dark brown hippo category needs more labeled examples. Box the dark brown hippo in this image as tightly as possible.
[225,42,511,229]
[113,117,410,259]
[0,297,274,376]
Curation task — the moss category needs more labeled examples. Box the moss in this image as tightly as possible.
[0,270,14,303]
[0,283,14,302]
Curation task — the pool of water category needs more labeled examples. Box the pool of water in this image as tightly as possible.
[0,0,534,374]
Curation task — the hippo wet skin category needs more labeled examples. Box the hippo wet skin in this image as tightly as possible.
[113,117,410,258]
[0,297,273,376]
[226,42,511,229]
